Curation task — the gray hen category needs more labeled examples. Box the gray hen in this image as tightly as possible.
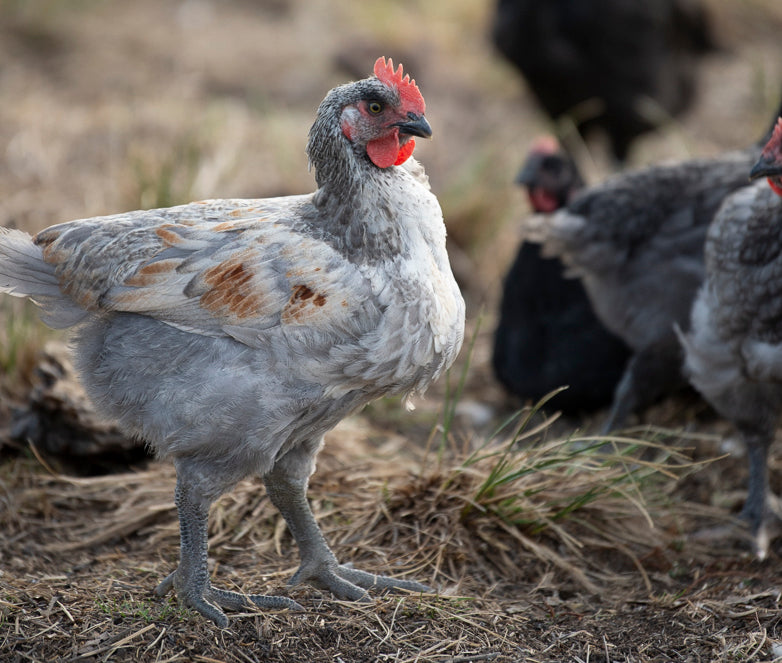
[518,125,776,432]
[678,118,782,558]
[0,58,465,627]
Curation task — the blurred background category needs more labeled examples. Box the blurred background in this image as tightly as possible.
[0,0,781,424]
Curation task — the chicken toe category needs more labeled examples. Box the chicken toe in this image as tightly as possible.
[689,509,782,561]
[334,564,432,594]
[288,561,431,600]
[154,570,230,628]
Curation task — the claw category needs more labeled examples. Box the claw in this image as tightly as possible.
[154,570,176,597]
[155,568,301,627]
[248,593,304,611]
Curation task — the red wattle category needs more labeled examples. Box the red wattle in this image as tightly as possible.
[367,132,400,169]
[769,177,782,198]
[367,130,416,168]
[394,138,416,165]
[528,188,559,213]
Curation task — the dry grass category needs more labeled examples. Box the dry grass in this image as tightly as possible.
[4,405,782,662]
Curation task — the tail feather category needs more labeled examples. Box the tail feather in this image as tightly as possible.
[0,228,86,328]
[0,228,59,295]
[517,210,586,263]
[516,211,552,245]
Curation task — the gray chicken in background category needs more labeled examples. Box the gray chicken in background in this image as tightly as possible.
[519,105,782,432]
[0,58,465,627]
[678,119,782,558]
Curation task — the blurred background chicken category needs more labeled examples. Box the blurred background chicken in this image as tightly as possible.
[492,0,718,163]
[493,137,629,414]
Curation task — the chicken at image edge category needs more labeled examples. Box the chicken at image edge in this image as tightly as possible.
[678,118,782,559]
[0,58,465,628]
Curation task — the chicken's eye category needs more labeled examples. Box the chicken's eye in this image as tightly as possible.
[368,101,383,114]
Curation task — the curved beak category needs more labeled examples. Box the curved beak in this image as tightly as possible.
[750,154,782,180]
[395,113,432,139]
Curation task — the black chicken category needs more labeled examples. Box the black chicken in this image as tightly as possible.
[493,137,629,414]
[492,0,717,162]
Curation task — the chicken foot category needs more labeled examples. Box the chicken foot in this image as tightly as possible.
[263,466,432,600]
[155,471,302,628]
[691,428,782,560]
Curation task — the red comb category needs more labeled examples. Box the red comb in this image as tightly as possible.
[373,57,425,113]
[763,117,782,158]
[530,135,561,155]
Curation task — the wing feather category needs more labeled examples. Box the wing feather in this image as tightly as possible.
[35,199,374,347]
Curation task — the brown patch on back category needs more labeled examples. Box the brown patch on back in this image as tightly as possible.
[211,212,266,232]
[292,284,315,301]
[53,275,98,309]
[281,284,329,324]
[155,225,183,246]
[40,241,61,264]
[34,233,54,248]
[125,259,179,286]
[35,229,67,264]
[199,255,264,319]
[228,207,257,218]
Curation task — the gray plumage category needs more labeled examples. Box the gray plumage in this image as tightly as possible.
[678,144,782,557]
[520,146,760,431]
[0,58,465,627]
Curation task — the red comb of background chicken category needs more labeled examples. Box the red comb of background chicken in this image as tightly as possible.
[762,117,782,159]
[529,135,561,156]
[760,117,782,197]
[374,57,425,113]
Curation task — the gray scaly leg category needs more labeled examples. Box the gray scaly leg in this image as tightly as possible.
[740,429,780,560]
[263,465,431,599]
[155,463,301,627]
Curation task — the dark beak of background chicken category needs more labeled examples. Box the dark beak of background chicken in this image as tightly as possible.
[515,153,543,186]
[395,114,433,139]
[749,155,782,180]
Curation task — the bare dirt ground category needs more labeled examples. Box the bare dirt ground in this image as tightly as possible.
[3,0,782,661]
